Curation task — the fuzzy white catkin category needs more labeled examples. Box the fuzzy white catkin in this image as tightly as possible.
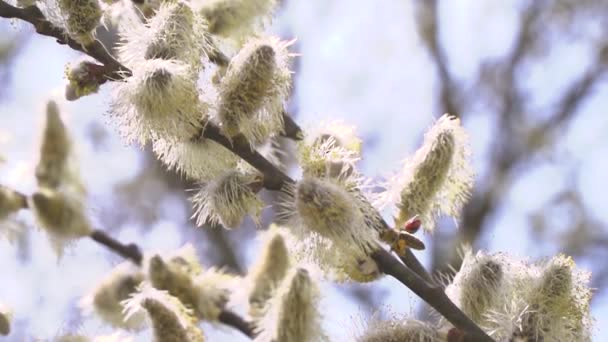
[80,262,145,330]
[0,186,25,221]
[193,0,278,43]
[379,114,473,233]
[298,121,362,181]
[152,137,239,182]
[36,101,83,193]
[123,284,204,342]
[459,251,594,341]
[109,59,204,145]
[0,302,11,336]
[254,268,325,342]
[216,37,292,145]
[191,170,263,229]
[56,0,103,45]
[119,2,208,72]
[523,254,593,341]
[357,317,441,342]
[146,250,234,322]
[444,249,505,325]
[65,60,101,101]
[278,178,382,282]
[247,228,291,319]
[291,177,376,252]
[30,188,92,254]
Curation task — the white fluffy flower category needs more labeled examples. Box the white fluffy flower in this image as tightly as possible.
[193,0,278,44]
[215,37,293,145]
[0,302,11,336]
[80,261,146,330]
[254,268,325,342]
[152,137,239,181]
[30,188,92,255]
[0,186,25,221]
[377,114,473,233]
[123,284,204,342]
[453,251,594,342]
[55,0,103,45]
[356,315,441,342]
[278,178,382,282]
[109,59,204,145]
[246,227,292,319]
[191,170,263,229]
[145,246,235,322]
[119,2,208,72]
[444,249,506,325]
[36,101,84,194]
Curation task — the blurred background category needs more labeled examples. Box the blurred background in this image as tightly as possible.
[1,0,608,340]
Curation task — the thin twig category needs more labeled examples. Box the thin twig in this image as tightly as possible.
[90,229,143,265]
[218,310,256,338]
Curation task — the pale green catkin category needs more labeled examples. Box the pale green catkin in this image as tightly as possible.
[357,318,440,342]
[248,230,291,319]
[191,170,263,229]
[0,302,11,336]
[379,114,473,233]
[255,268,324,342]
[194,0,278,42]
[84,262,145,329]
[216,37,292,145]
[0,186,25,220]
[124,285,204,342]
[57,0,102,45]
[36,101,70,189]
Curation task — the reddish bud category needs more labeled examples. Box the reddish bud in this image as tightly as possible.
[447,328,465,342]
[404,215,421,234]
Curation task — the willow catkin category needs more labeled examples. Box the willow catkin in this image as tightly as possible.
[278,178,381,282]
[109,59,204,145]
[191,170,263,229]
[119,2,208,72]
[357,317,441,342]
[123,284,204,342]
[56,0,102,45]
[248,229,291,319]
[0,302,11,336]
[216,37,292,145]
[81,262,145,330]
[445,250,505,325]
[194,0,278,42]
[146,250,234,322]
[378,114,473,233]
[0,186,25,221]
[30,188,92,254]
[254,268,325,342]
[152,137,239,182]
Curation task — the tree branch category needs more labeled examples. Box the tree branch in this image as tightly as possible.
[90,229,143,265]
[218,310,256,339]
[0,2,129,79]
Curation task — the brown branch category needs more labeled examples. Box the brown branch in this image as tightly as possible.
[0,2,129,79]
[218,310,256,338]
[1,5,492,338]
[90,229,143,265]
